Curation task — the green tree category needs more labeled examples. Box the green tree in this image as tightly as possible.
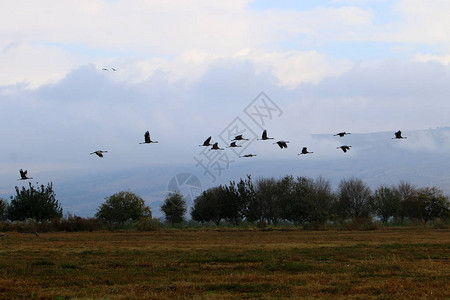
[282,176,334,228]
[161,192,187,225]
[7,182,63,221]
[95,191,151,226]
[0,198,8,221]
[235,175,256,221]
[191,187,223,225]
[222,178,255,225]
[370,186,400,224]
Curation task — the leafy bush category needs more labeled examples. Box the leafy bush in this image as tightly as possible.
[96,191,151,227]
[8,182,62,221]
[134,217,160,231]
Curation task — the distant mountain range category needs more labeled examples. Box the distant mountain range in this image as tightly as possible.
[2,127,450,218]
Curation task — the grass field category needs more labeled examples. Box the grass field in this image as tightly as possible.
[0,228,449,299]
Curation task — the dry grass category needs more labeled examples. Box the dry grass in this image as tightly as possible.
[0,228,449,299]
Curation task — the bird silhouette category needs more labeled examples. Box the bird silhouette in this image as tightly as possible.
[337,145,352,153]
[18,169,32,180]
[240,154,257,158]
[257,130,274,140]
[393,130,407,139]
[274,141,289,148]
[334,132,351,137]
[90,150,108,157]
[102,68,108,71]
[199,136,213,146]
[232,134,249,141]
[227,141,242,148]
[111,68,117,71]
[298,147,313,155]
[140,131,158,144]
[211,143,224,150]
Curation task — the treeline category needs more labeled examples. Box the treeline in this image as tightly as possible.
[0,186,160,232]
[191,176,450,228]
[1,177,449,233]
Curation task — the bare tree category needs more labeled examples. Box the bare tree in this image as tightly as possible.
[337,178,372,220]
[0,198,8,221]
[393,181,417,224]
[370,186,400,224]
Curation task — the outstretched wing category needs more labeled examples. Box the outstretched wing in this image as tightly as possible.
[203,136,212,145]
[262,130,268,139]
[144,131,151,143]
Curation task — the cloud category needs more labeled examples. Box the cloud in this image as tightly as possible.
[0,0,377,88]
[415,53,450,65]
[389,0,450,44]
[0,42,76,88]
[249,50,351,87]
[2,57,450,177]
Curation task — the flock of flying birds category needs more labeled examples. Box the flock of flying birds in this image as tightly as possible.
[18,129,407,181]
[196,129,407,159]
[17,64,408,184]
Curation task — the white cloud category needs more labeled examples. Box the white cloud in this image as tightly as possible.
[415,53,450,65]
[0,42,76,88]
[248,50,351,87]
[0,0,377,88]
[386,0,450,44]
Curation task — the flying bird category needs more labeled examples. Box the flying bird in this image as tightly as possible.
[257,130,274,140]
[334,132,351,137]
[211,142,224,150]
[102,68,108,71]
[140,131,158,144]
[18,169,32,180]
[393,130,407,139]
[298,147,313,155]
[337,145,352,153]
[111,68,117,71]
[274,140,289,148]
[199,136,213,147]
[232,134,249,141]
[240,154,257,158]
[227,141,242,148]
[90,150,108,157]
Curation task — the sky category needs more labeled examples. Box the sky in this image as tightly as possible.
[2,0,450,216]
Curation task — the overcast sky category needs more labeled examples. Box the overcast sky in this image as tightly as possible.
[2,0,450,214]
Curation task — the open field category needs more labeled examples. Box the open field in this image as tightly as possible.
[0,228,449,299]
